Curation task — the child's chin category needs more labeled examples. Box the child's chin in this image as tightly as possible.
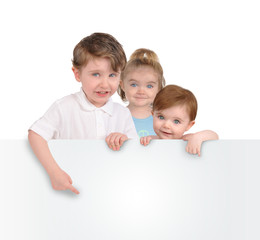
[160,135,174,140]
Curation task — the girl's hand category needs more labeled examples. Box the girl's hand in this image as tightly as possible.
[182,133,203,156]
[140,135,158,146]
[106,133,128,151]
[49,168,80,194]
[140,136,153,146]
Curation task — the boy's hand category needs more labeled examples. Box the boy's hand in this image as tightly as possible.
[182,133,202,156]
[106,133,128,151]
[49,168,80,194]
[28,130,80,194]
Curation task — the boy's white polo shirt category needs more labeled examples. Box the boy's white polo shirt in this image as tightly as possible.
[29,88,138,141]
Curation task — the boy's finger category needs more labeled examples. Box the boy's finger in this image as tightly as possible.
[119,135,126,145]
[68,184,80,194]
[112,143,117,151]
[114,135,123,151]
[105,136,111,145]
[122,135,128,142]
[197,148,201,157]
[119,135,128,147]
[106,136,117,151]
[114,135,121,146]
[109,134,117,145]
[68,176,73,184]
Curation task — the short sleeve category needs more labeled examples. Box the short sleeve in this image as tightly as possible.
[29,102,63,141]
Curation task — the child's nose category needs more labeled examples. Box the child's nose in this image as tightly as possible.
[100,77,109,88]
[163,120,171,129]
[137,86,145,94]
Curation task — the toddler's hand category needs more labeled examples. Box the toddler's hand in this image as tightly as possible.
[106,133,128,151]
[182,133,203,156]
[49,168,80,194]
[140,136,153,146]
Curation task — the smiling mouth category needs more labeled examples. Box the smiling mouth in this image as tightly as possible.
[135,96,148,100]
[160,131,173,136]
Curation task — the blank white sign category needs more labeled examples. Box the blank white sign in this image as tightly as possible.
[1,140,259,239]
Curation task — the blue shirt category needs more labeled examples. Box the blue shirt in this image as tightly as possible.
[132,115,156,137]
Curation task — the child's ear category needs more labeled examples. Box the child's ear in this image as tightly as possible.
[186,120,195,131]
[72,67,81,82]
[151,110,154,116]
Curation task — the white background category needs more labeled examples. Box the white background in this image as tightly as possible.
[0,0,259,139]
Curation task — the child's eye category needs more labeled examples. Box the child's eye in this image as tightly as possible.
[92,73,100,77]
[158,115,164,120]
[109,73,116,77]
[173,119,180,124]
[147,84,153,89]
[130,83,137,87]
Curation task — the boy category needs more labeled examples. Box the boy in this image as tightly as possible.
[140,84,218,155]
[28,33,138,194]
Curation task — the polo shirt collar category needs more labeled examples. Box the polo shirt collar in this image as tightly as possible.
[78,88,113,116]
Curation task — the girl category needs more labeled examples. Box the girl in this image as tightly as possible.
[117,49,218,155]
[118,48,165,137]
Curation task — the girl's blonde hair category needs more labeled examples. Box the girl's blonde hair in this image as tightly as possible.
[118,48,165,101]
